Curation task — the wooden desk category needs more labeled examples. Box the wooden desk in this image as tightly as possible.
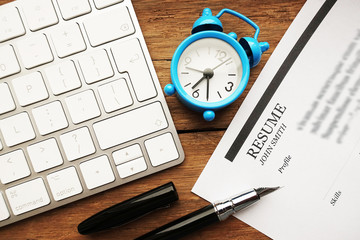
[0,0,306,239]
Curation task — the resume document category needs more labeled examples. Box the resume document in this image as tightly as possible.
[193,0,360,239]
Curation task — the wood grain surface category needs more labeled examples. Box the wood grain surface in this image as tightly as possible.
[0,0,306,239]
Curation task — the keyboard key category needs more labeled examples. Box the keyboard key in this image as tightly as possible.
[0,6,25,42]
[83,6,135,47]
[93,102,168,150]
[60,127,95,161]
[22,0,59,31]
[111,38,157,101]
[116,157,147,178]
[78,49,114,84]
[32,101,68,135]
[0,45,21,79]
[0,83,16,114]
[79,155,115,189]
[5,178,50,215]
[44,60,82,95]
[47,167,83,201]
[145,133,179,167]
[0,0,184,227]
[17,34,54,69]
[56,0,91,20]
[0,193,10,221]
[93,0,123,9]
[98,79,133,113]
[112,144,142,165]
[0,150,30,184]
[65,90,101,124]
[12,72,49,106]
[50,23,86,58]
[27,138,64,173]
[0,112,35,147]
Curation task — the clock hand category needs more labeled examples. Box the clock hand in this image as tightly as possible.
[192,68,214,89]
[192,76,206,89]
[186,66,204,73]
[211,58,232,71]
[206,76,210,101]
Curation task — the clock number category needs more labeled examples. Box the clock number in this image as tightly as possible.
[185,57,192,65]
[192,89,200,98]
[215,50,227,62]
[225,82,234,92]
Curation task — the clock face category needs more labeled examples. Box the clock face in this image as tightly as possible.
[177,38,243,103]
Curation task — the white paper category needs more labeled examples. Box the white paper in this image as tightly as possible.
[192,0,360,239]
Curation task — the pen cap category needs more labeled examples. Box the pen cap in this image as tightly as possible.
[78,182,178,235]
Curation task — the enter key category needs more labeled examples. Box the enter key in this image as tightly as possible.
[111,38,157,102]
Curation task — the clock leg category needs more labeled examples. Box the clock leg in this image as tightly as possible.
[164,84,176,96]
[203,110,215,121]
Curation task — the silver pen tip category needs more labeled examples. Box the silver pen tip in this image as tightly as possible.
[255,186,280,198]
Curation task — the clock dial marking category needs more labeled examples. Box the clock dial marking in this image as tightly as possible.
[215,50,227,62]
[196,50,200,57]
[225,82,234,92]
[177,38,243,103]
[192,89,200,98]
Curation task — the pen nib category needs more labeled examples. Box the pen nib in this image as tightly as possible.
[255,187,280,198]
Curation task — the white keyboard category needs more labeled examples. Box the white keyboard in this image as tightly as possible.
[0,0,184,227]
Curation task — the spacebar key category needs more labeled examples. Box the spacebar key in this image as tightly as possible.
[93,102,168,150]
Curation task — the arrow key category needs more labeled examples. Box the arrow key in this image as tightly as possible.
[112,144,142,165]
[79,155,115,189]
[145,133,179,167]
[116,157,147,178]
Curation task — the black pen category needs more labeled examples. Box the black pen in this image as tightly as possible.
[77,182,179,235]
[135,187,280,240]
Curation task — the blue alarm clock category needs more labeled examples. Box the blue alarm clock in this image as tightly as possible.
[164,8,269,121]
